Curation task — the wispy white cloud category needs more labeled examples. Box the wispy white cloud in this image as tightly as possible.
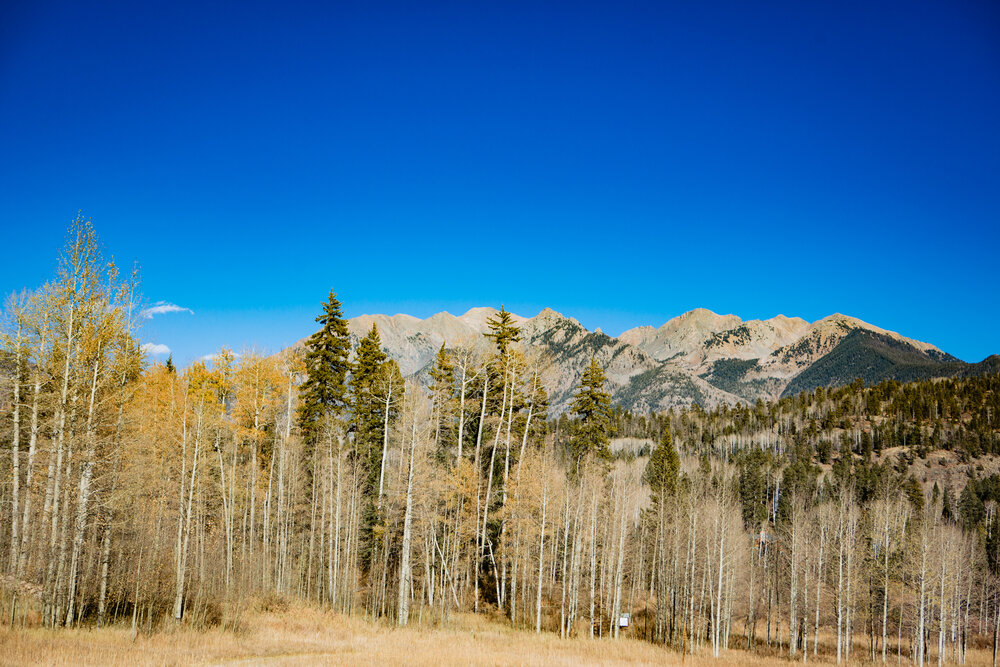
[141,342,171,356]
[141,301,193,319]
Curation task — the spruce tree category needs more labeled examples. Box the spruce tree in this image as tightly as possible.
[429,343,455,397]
[350,324,388,456]
[484,306,521,358]
[569,358,612,465]
[958,482,984,529]
[297,290,351,445]
[646,423,680,501]
[941,485,953,521]
[349,324,404,573]
[429,343,456,461]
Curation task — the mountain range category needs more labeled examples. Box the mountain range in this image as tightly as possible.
[306,307,998,414]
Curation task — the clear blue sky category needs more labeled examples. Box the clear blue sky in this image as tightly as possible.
[2,1,998,364]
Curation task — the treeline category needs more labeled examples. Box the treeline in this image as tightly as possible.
[2,219,1000,665]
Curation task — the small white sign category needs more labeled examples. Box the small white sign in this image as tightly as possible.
[619,613,630,628]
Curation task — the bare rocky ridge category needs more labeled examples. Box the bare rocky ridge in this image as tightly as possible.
[291,306,985,414]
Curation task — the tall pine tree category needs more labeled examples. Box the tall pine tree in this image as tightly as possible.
[349,324,404,574]
[646,423,680,502]
[297,290,351,446]
[569,358,612,466]
[429,343,456,462]
[484,306,521,358]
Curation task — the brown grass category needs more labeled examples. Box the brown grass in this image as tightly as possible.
[0,603,994,666]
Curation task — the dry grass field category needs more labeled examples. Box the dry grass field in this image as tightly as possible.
[1,602,995,667]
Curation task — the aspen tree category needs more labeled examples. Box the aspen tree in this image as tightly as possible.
[3,292,28,574]
[397,384,425,626]
[173,380,208,621]
[17,290,51,578]
[45,219,96,623]
[536,467,548,634]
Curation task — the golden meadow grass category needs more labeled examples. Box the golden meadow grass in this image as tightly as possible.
[1,601,995,666]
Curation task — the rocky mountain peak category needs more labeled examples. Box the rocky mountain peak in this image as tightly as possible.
[286,305,977,414]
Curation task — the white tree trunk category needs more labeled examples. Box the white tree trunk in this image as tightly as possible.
[173,397,202,621]
[65,348,102,625]
[397,420,418,626]
[536,479,548,634]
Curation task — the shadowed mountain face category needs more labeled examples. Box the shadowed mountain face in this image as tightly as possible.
[780,330,998,398]
[293,307,993,414]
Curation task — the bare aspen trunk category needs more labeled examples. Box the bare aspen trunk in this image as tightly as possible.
[250,438,257,572]
[790,505,798,657]
[714,506,725,657]
[45,297,75,617]
[173,397,202,621]
[536,479,548,634]
[500,363,516,511]
[66,348,102,625]
[378,379,393,499]
[173,386,189,611]
[802,542,809,662]
[397,420,417,626]
[814,523,824,657]
[8,315,23,573]
[457,363,468,462]
[278,372,292,592]
[250,379,261,573]
[96,515,112,626]
[216,434,233,589]
[53,453,73,627]
[612,480,627,640]
[837,503,845,664]
[334,436,343,607]
[845,508,854,662]
[992,589,999,667]
[131,547,142,642]
[939,546,946,667]
[499,364,517,609]
[17,326,46,576]
[882,505,892,663]
[264,432,275,590]
[559,488,571,638]
[472,372,488,613]
[747,536,756,650]
[919,531,928,666]
[590,487,597,638]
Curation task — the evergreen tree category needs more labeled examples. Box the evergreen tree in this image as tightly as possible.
[350,324,388,467]
[958,481,984,530]
[778,442,819,522]
[296,290,351,444]
[429,343,456,461]
[941,485,954,522]
[902,475,925,514]
[165,354,175,373]
[349,324,405,573]
[646,423,680,501]
[484,306,521,358]
[569,358,612,466]
[737,449,773,528]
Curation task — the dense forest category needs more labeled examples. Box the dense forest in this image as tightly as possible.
[3,218,1000,665]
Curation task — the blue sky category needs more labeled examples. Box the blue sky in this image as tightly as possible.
[1,0,998,364]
